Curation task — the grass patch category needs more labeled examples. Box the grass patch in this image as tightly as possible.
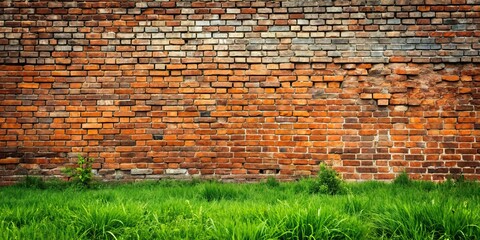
[1,178,479,239]
[201,181,241,201]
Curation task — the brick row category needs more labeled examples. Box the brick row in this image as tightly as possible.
[0,0,479,64]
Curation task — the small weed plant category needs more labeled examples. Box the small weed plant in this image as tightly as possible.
[62,155,94,187]
[310,163,344,195]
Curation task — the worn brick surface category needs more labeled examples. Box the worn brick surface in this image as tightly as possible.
[1,0,480,185]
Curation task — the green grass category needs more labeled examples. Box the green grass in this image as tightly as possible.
[1,178,479,239]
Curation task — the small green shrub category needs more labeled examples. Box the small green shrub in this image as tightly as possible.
[62,155,94,187]
[393,171,411,185]
[310,163,344,195]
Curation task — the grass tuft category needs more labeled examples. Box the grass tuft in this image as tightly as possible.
[201,182,240,201]
[393,171,411,185]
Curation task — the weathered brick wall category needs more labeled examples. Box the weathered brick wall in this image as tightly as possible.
[1,0,479,185]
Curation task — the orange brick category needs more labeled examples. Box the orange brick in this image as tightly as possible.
[166,64,186,70]
[377,99,389,106]
[52,71,69,76]
[246,70,271,76]
[17,106,38,111]
[194,100,216,105]
[170,39,185,45]
[18,83,39,89]
[182,70,201,75]
[360,93,373,99]
[204,70,233,75]
[393,68,420,75]
[458,88,471,94]
[0,158,20,164]
[373,93,392,99]
[82,123,102,129]
[442,75,460,81]
[1,100,21,105]
[90,39,108,45]
[324,76,344,81]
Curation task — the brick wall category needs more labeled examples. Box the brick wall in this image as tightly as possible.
[1,0,479,185]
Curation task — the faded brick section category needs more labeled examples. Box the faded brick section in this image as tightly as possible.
[1,0,480,185]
